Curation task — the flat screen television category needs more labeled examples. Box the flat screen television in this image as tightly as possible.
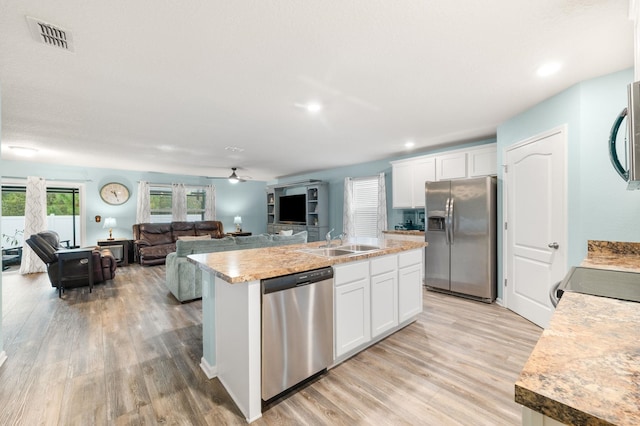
[278,194,306,224]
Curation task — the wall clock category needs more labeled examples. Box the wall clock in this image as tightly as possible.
[100,182,130,205]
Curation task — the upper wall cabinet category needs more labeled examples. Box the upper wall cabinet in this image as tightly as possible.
[436,151,467,180]
[468,145,497,177]
[391,157,435,208]
[391,144,496,208]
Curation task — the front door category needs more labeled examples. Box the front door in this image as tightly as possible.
[505,126,567,328]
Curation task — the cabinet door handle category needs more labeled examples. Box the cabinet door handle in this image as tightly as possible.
[548,242,559,249]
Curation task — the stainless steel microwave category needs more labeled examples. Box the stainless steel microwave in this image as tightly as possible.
[609,80,640,190]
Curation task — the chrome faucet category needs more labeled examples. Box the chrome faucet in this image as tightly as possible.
[325,228,335,246]
[334,232,347,245]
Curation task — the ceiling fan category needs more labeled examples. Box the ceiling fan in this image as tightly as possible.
[228,167,250,183]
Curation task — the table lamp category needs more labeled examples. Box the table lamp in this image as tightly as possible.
[234,216,242,232]
[103,217,117,240]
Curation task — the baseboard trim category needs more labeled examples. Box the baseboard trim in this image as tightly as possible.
[200,357,217,379]
[0,351,7,368]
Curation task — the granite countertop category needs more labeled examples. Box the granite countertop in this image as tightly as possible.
[187,239,426,283]
[515,292,640,425]
[382,230,425,236]
[515,239,640,425]
[581,240,640,273]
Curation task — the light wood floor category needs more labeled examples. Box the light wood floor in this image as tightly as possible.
[0,264,541,425]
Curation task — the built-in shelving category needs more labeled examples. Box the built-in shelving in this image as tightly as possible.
[266,181,328,242]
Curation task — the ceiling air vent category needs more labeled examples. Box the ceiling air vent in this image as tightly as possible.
[26,16,74,52]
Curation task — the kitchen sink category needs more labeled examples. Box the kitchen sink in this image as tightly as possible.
[300,244,381,258]
[301,248,356,257]
[337,244,381,252]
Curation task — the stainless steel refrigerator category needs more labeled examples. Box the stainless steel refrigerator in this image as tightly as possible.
[425,176,496,302]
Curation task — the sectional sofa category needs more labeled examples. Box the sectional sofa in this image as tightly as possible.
[132,221,225,265]
[165,231,308,302]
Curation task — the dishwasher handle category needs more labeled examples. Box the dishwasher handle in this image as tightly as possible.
[262,267,334,294]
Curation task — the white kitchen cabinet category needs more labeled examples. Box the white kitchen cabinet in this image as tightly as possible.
[333,251,424,366]
[436,151,467,180]
[391,161,414,208]
[383,232,425,281]
[391,145,497,205]
[334,261,371,358]
[468,145,497,177]
[398,250,423,323]
[370,256,398,338]
[521,407,565,426]
[391,157,435,208]
[411,157,436,207]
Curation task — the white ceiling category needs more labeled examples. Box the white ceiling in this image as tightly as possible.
[0,1,634,181]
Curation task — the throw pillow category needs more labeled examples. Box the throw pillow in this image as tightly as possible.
[279,230,294,236]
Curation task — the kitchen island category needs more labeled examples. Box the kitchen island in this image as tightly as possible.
[516,240,640,425]
[187,238,426,423]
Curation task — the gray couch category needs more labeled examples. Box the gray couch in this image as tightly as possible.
[165,231,308,302]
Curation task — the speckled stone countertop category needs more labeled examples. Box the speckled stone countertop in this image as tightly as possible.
[187,239,426,283]
[581,240,640,273]
[382,230,425,236]
[516,240,640,425]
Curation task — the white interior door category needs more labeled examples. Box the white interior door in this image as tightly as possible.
[505,126,567,329]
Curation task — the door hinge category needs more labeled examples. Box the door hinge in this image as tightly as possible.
[503,164,508,173]
[504,278,508,287]
[504,222,508,230]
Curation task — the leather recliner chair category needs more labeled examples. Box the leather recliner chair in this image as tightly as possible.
[25,230,117,289]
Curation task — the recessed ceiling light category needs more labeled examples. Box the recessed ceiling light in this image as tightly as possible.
[306,102,323,113]
[225,146,245,153]
[10,146,38,157]
[405,140,416,149]
[537,62,562,77]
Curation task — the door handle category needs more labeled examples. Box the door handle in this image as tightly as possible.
[548,242,559,249]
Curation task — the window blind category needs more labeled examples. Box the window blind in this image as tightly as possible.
[352,177,379,238]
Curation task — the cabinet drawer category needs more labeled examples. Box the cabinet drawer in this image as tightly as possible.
[399,249,422,268]
[370,254,397,276]
[334,260,369,286]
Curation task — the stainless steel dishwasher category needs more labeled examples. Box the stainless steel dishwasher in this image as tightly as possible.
[261,266,334,402]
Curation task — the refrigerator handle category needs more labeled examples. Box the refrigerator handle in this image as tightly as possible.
[444,197,451,245]
[448,197,454,244]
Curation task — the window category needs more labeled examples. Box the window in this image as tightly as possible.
[2,185,82,247]
[148,185,208,223]
[149,187,173,223]
[351,177,380,238]
[186,188,206,220]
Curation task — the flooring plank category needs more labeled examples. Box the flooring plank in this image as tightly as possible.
[0,264,542,425]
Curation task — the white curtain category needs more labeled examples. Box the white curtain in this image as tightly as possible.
[342,177,355,238]
[20,176,48,274]
[376,172,388,239]
[172,183,187,221]
[136,181,151,223]
[204,184,216,220]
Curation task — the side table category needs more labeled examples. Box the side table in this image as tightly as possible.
[56,248,94,298]
[97,238,130,266]
[226,232,252,237]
